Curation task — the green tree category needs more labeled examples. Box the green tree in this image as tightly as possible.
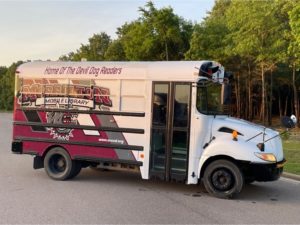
[0,67,7,76]
[0,66,8,110]
[59,52,75,61]
[226,0,286,124]
[60,32,111,61]
[288,1,300,125]
[186,0,231,62]
[186,0,253,119]
[60,2,193,62]
[0,62,22,110]
[118,21,159,60]
[118,1,193,61]
[289,3,300,45]
[104,40,126,61]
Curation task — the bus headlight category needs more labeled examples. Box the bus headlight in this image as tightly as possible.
[254,153,277,162]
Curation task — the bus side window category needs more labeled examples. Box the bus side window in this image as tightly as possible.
[173,84,190,127]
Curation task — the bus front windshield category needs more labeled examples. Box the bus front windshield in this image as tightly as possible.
[196,80,226,115]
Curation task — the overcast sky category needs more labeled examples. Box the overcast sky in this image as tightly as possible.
[0,0,214,67]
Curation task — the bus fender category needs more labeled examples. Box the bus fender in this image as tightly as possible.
[197,140,257,179]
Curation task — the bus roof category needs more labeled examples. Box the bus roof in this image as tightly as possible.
[16,61,219,82]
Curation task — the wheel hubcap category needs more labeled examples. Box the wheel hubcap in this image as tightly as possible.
[212,169,234,191]
[49,155,67,174]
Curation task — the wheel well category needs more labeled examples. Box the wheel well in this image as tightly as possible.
[200,155,238,178]
[42,145,67,159]
[42,145,89,167]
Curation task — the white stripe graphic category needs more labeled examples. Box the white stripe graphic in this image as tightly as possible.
[77,113,100,136]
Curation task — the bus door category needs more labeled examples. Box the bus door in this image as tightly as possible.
[150,82,191,182]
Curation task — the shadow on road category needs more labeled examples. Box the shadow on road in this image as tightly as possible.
[62,167,299,203]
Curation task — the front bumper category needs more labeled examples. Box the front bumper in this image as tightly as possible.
[245,160,285,182]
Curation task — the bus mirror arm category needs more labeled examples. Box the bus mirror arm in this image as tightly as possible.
[264,115,297,143]
[246,132,263,142]
[246,115,297,143]
[246,129,290,144]
[264,130,289,143]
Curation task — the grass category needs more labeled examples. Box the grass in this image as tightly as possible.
[283,141,300,175]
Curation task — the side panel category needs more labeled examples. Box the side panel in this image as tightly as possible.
[113,80,152,179]
[12,77,149,173]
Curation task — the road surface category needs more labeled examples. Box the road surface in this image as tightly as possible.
[1,112,300,224]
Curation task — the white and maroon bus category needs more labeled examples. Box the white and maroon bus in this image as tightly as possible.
[12,61,287,198]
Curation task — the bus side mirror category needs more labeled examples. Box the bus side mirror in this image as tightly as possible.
[281,115,297,129]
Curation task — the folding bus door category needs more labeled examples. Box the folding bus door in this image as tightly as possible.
[150,82,191,182]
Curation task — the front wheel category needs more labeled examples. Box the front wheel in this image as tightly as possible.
[203,159,244,199]
[44,147,79,180]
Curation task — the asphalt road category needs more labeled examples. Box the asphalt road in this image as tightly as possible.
[1,112,300,224]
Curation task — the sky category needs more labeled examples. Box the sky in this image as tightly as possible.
[0,0,215,67]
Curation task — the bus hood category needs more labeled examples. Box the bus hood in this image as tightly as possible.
[211,117,284,161]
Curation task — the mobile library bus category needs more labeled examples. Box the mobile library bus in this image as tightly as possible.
[12,61,287,198]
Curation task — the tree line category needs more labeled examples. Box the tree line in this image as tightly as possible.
[0,0,299,127]
[187,0,300,126]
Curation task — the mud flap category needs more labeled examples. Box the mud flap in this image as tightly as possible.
[33,156,44,169]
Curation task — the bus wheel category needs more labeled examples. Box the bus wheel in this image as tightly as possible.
[69,161,82,179]
[203,159,244,199]
[44,147,75,180]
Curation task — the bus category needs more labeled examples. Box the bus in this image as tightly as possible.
[11,61,287,198]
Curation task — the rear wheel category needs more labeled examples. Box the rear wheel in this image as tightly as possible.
[69,161,82,179]
[203,159,244,199]
[44,147,79,180]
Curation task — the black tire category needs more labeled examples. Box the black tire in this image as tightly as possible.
[69,161,82,179]
[44,147,76,180]
[203,159,244,199]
